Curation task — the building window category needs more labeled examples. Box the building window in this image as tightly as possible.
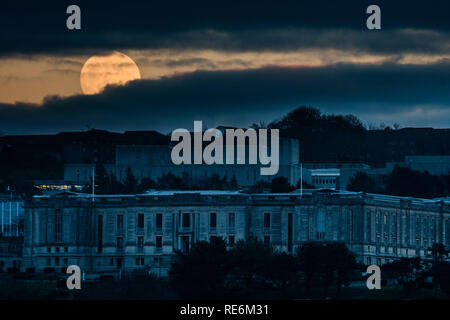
[317,209,326,233]
[110,258,114,266]
[117,214,124,230]
[366,212,372,241]
[136,257,144,266]
[156,236,162,249]
[116,237,123,249]
[56,247,60,253]
[64,258,68,265]
[156,213,163,229]
[55,258,60,266]
[137,236,144,249]
[182,213,190,228]
[64,247,68,253]
[98,215,103,253]
[47,247,51,253]
[138,214,144,229]
[288,213,293,252]
[228,212,235,230]
[54,209,63,243]
[210,213,217,229]
[264,236,270,245]
[229,235,235,247]
[447,220,450,246]
[46,259,51,266]
[264,213,271,229]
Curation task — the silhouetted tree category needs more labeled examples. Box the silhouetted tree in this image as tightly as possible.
[327,242,358,296]
[249,180,270,193]
[296,242,324,294]
[169,237,230,298]
[205,173,227,190]
[296,242,357,297]
[295,179,315,190]
[230,173,238,188]
[229,237,275,295]
[269,176,294,193]
[383,257,422,292]
[109,173,124,194]
[123,168,138,194]
[138,177,155,192]
[270,106,365,133]
[434,262,450,296]
[385,166,449,199]
[265,252,298,298]
[157,172,186,189]
[347,171,378,193]
[94,163,109,194]
[429,243,450,296]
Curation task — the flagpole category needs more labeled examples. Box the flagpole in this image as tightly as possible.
[300,163,303,197]
[1,202,3,234]
[92,165,95,200]
[16,202,19,236]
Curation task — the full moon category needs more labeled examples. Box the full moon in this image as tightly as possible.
[80,51,141,95]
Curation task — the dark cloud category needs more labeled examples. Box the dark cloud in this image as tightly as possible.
[1,62,450,134]
[2,0,450,55]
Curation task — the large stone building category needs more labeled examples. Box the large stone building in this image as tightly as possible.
[21,190,450,277]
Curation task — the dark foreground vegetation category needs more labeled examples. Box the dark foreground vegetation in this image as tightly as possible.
[1,239,450,300]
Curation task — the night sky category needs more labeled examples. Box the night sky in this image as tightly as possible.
[1,0,450,134]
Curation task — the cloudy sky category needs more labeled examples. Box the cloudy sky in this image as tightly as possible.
[1,0,450,134]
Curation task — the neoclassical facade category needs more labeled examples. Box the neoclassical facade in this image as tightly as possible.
[22,190,450,276]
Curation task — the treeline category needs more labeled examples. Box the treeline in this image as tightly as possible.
[84,164,312,194]
[382,243,450,297]
[271,106,450,165]
[85,164,241,194]
[169,237,359,299]
[269,106,366,133]
[347,165,450,199]
[169,238,450,299]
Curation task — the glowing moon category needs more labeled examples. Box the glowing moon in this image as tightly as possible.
[80,51,141,95]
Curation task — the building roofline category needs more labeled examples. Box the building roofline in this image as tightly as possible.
[30,189,449,207]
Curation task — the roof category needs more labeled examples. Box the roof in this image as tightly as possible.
[31,189,450,206]
[309,169,340,176]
